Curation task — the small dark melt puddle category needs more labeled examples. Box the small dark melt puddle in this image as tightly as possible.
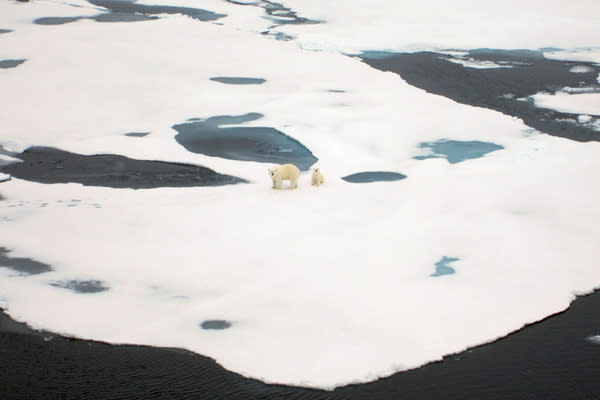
[173,113,318,171]
[210,77,266,85]
[124,131,150,137]
[200,320,232,330]
[0,247,53,275]
[414,139,504,164]
[224,0,322,41]
[359,49,600,142]
[0,29,12,34]
[34,0,225,25]
[431,256,459,277]
[341,171,406,183]
[327,89,346,93]
[50,280,109,294]
[0,59,26,69]
[0,147,247,189]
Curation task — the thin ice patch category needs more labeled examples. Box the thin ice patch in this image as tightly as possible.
[431,256,459,277]
[414,139,504,164]
[569,65,596,73]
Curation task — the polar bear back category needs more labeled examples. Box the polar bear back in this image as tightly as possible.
[269,163,301,189]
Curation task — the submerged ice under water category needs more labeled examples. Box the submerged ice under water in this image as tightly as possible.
[413,140,504,164]
[431,257,459,277]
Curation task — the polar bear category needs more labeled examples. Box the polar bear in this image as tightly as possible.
[311,167,324,186]
[269,163,300,189]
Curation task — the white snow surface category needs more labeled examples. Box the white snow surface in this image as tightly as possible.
[531,91,600,116]
[1,0,600,390]
[569,65,596,74]
[271,0,600,55]
[442,57,513,69]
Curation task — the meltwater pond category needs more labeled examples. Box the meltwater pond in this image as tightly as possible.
[49,280,109,294]
[173,113,318,171]
[341,171,407,183]
[34,0,225,25]
[0,247,53,276]
[209,77,266,85]
[0,147,247,188]
[414,139,504,164]
[431,257,459,277]
[0,59,26,69]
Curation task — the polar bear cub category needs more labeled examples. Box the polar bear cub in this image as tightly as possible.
[311,167,324,186]
[269,163,300,189]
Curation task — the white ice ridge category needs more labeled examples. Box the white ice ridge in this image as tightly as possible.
[442,57,513,69]
[0,173,11,183]
[1,0,600,390]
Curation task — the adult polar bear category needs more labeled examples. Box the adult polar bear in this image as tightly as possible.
[269,163,300,189]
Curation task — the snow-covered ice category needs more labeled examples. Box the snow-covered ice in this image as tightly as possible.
[530,91,600,116]
[1,0,600,390]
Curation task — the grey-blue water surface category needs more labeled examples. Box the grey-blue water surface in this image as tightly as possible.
[341,171,406,183]
[173,113,318,171]
[431,256,459,277]
[200,320,231,330]
[49,280,109,294]
[0,59,26,69]
[34,0,225,25]
[0,247,53,275]
[209,77,266,85]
